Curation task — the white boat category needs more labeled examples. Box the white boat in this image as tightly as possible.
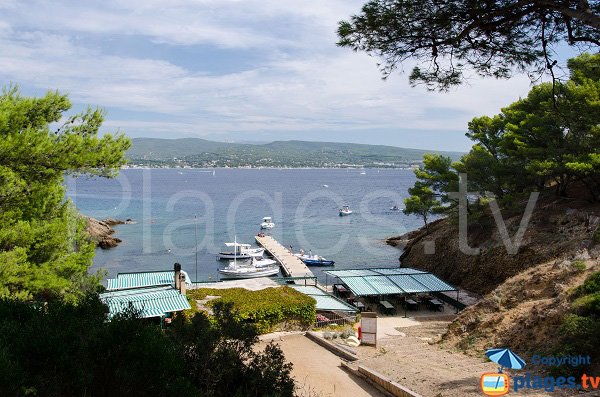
[360,170,366,175]
[390,205,400,211]
[216,242,265,260]
[218,237,279,279]
[218,263,279,279]
[322,184,329,188]
[260,216,275,229]
[250,257,277,268]
[339,205,353,216]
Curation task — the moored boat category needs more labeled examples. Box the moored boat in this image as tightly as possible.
[260,216,275,229]
[339,205,352,216]
[218,236,279,279]
[216,242,264,260]
[294,252,335,266]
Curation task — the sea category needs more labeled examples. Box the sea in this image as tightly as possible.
[65,168,422,283]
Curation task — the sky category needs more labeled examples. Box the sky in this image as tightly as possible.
[0,0,537,152]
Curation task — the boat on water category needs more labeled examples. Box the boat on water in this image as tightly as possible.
[294,252,335,266]
[216,242,264,260]
[339,205,353,216]
[260,216,275,229]
[250,256,277,268]
[218,236,279,279]
[218,262,279,279]
[360,171,366,175]
[390,205,400,211]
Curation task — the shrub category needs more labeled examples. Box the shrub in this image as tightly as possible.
[572,260,587,272]
[188,287,316,333]
[0,296,296,397]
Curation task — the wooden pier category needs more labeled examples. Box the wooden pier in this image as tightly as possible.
[255,235,315,279]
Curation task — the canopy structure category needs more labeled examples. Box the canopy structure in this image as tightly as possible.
[323,267,457,297]
[106,270,191,291]
[100,285,191,319]
[224,242,251,248]
[288,285,358,313]
[102,268,191,320]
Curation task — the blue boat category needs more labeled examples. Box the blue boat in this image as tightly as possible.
[294,252,335,266]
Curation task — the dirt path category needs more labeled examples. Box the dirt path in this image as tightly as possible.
[261,334,386,397]
[358,321,579,397]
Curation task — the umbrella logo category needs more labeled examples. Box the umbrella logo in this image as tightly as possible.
[480,348,526,396]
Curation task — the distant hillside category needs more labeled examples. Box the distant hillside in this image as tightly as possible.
[127,138,463,168]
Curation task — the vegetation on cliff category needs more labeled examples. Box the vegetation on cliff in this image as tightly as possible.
[0,86,130,302]
[395,54,600,374]
[403,53,600,231]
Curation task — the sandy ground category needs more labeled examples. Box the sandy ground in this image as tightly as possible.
[357,319,590,397]
[259,334,386,397]
[257,316,599,397]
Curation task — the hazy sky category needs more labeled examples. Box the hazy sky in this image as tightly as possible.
[0,0,535,151]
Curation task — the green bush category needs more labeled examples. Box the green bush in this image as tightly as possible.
[574,271,600,296]
[554,271,600,376]
[188,287,316,333]
[572,260,587,271]
[0,296,296,397]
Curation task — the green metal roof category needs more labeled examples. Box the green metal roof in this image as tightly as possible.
[100,286,191,319]
[324,267,457,296]
[106,270,192,291]
[288,285,358,313]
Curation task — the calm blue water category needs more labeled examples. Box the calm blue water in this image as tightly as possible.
[66,168,421,282]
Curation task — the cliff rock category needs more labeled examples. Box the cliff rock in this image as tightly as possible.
[84,217,124,249]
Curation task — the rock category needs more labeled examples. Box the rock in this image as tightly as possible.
[573,249,591,261]
[84,216,126,249]
[98,236,122,249]
[103,218,125,226]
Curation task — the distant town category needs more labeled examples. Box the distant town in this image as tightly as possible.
[125,137,461,169]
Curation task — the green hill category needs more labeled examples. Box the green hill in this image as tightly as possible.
[127,138,462,168]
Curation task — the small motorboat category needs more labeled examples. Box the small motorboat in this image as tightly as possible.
[294,252,335,266]
[322,184,329,188]
[390,205,400,211]
[339,205,353,216]
[260,216,275,229]
[360,170,366,175]
[217,242,264,260]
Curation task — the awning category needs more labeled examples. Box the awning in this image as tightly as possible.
[288,285,358,313]
[106,270,191,291]
[324,267,456,297]
[100,286,191,319]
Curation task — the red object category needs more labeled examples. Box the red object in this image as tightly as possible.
[358,326,362,340]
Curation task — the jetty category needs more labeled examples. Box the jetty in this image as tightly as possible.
[255,235,314,279]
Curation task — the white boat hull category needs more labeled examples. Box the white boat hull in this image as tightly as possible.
[218,266,279,279]
[260,222,275,229]
[217,248,264,260]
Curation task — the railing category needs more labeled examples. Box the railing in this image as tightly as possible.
[314,310,358,328]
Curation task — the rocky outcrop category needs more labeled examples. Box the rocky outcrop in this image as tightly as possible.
[84,217,127,249]
[388,194,600,295]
